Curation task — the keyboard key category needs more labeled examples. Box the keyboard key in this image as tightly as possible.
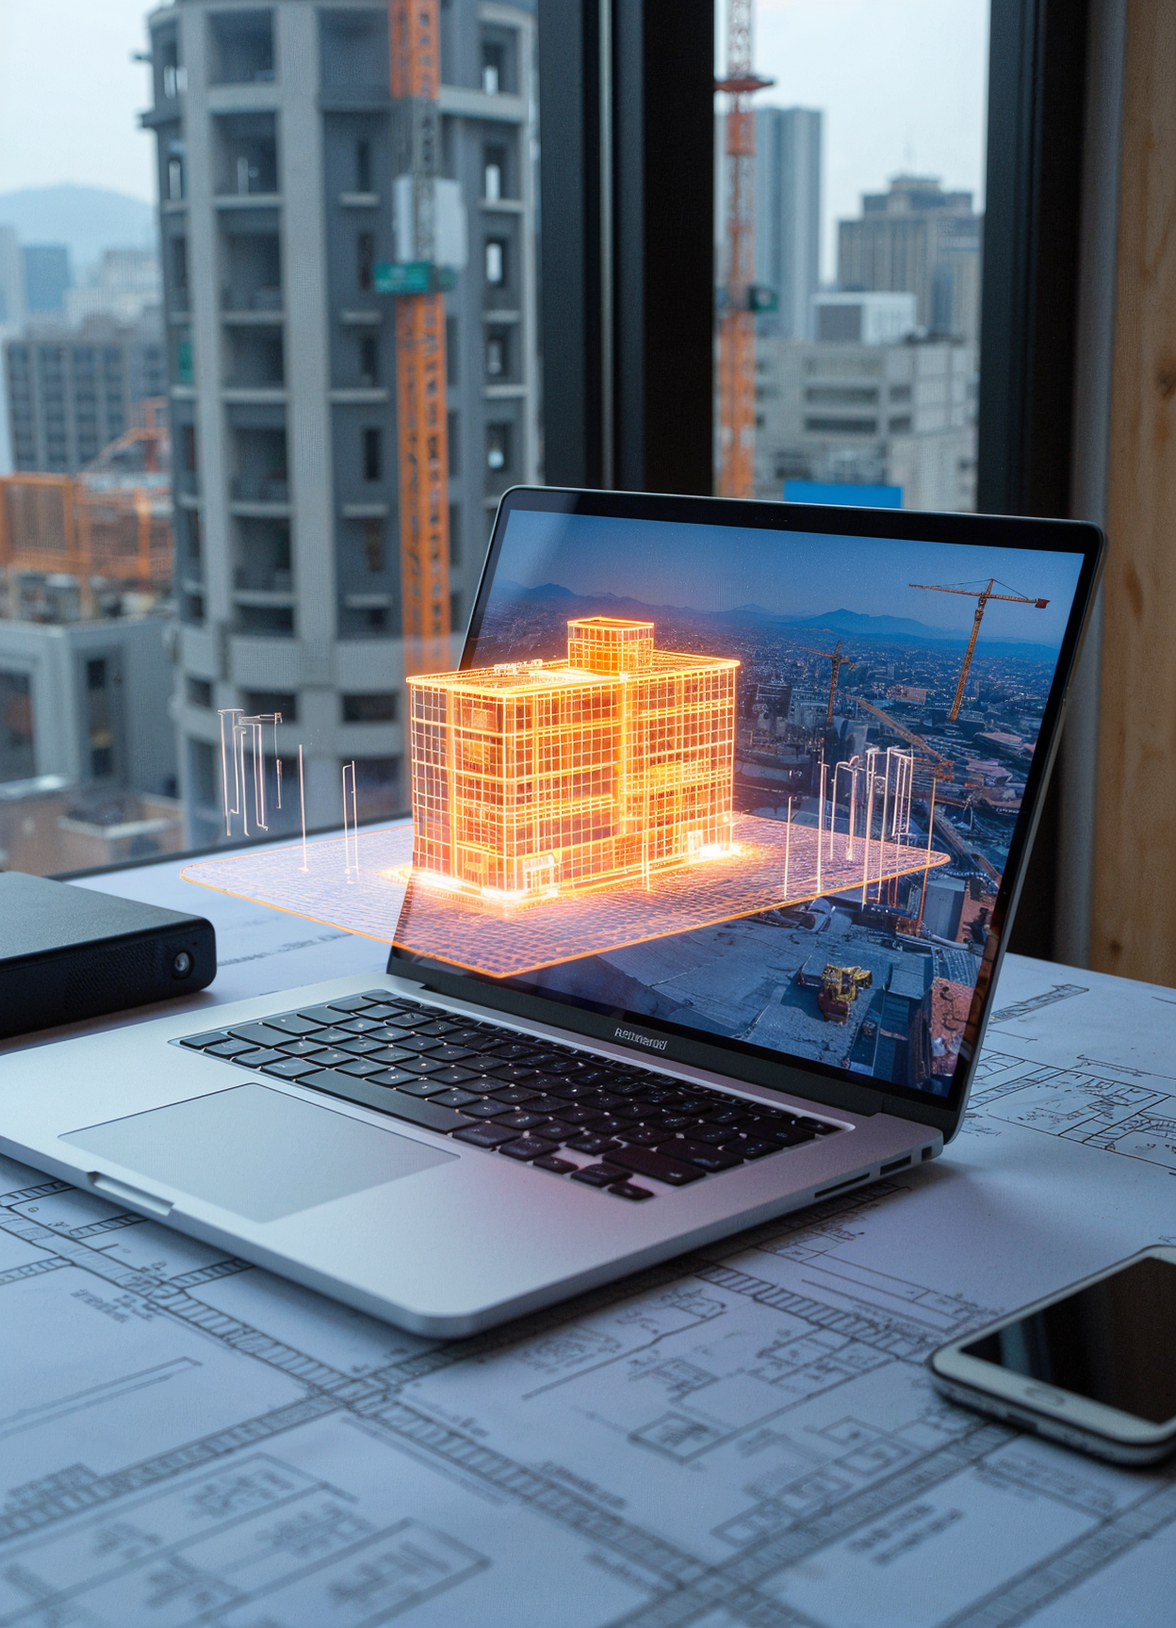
[327,996,378,1013]
[428,1046,477,1064]
[265,1014,321,1036]
[275,1039,323,1055]
[774,1128,819,1147]
[564,1134,622,1157]
[296,1005,350,1025]
[395,1055,448,1076]
[338,1016,383,1033]
[498,1135,560,1161]
[307,1048,351,1068]
[230,1022,289,1047]
[205,1039,255,1058]
[664,1140,743,1172]
[335,1058,386,1079]
[414,1021,464,1038]
[487,1064,541,1084]
[798,1117,839,1135]
[307,1027,353,1046]
[336,1037,387,1056]
[262,1058,325,1080]
[451,1123,517,1149]
[389,1075,447,1097]
[571,1163,626,1188]
[430,1089,478,1108]
[428,1067,479,1087]
[522,1095,567,1114]
[607,1145,706,1186]
[727,1137,781,1159]
[232,1048,286,1068]
[180,1030,231,1050]
[620,1125,669,1146]
[493,1110,550,1132]
[591,1117,637,1138]
[360,1002,414,1020]
[461,1098,513,1119]
[395,1036,443,1054]
[533,1155,578,1174]
[610,1182,654,1202]
[707,1105,755,1127]
[365,1068,425,1089]
[306,1074,474,1133]
[484,1044,534,1062]
[689,1123,739,1145]
[560,1106,605,1126]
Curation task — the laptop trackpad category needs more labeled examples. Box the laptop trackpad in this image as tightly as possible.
[60,1083,455,1223]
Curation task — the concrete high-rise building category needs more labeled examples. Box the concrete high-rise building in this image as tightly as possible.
[0,228,27,327]
[64,249,160,327]
[3,315,167,473]
[144,0,540,846]
[23,246,71,315]
[837,175,982,341]
[754,334,978,511]
[716,107,822,339]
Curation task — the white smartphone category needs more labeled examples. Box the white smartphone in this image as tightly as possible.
[928,1247,1176,1465]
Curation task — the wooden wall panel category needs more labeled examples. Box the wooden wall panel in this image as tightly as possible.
[1091,1,1176,980]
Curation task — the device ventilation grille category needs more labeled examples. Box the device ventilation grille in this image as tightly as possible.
[64,939,160,1017]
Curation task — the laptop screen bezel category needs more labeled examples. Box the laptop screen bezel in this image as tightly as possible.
[388,486,1105,1140]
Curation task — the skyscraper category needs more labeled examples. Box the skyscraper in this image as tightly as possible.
[715,107,822,339]
[837,175,982,341]
[144,0,539,846]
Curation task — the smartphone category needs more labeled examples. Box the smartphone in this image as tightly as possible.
[928,1247,1176,1465]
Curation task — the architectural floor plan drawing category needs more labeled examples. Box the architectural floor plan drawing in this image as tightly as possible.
[1,872,1174,1625]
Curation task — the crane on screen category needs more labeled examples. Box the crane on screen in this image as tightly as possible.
[909,577,1049,721]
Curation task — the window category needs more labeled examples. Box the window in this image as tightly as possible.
[342,692,397,722]
[241,690,296,721]
[485,240,505,286]
[359,333,378,386]
[484,145,507,201]
[482,40,505,95]
[186,677,213,709]
[357,232,375,293]
[355,137,372,194]
[715,0,985,514]
[362,427,382,482]
[486,422,510,472]
[362,519,384,572]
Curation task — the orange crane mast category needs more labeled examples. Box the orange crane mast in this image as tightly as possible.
[389,0,451,677]
[799,637,851,726]
[716,0,770,498]
[909,577,1049,721]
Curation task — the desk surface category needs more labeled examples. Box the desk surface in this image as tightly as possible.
[2,849,1174,1626]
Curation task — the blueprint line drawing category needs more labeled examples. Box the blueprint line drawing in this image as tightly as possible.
[3,911,1176,1626]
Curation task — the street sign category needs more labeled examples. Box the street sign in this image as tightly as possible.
[375,262,458,296]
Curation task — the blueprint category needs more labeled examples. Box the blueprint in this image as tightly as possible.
[1,853,1174,1625]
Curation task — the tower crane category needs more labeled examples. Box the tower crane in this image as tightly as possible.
[909,577,1049,721]
[799,637,851,726]
[389,0,451,676]
[716,0,771,498]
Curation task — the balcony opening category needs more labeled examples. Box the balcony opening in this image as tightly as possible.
[359,333,379,386]
[227,327,284,387]
[234,517,292,593]
[221,231,281,313]
[356,138,372,194]
[231,427,288,504]
[214,113,278,197]
[343,692,397,723]
[208,10,275,86]
[362,426,382,482]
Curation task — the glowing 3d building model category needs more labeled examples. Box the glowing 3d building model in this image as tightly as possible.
[408,618,739,904]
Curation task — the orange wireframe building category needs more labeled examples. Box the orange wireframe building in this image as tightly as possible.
[408,617,739,903]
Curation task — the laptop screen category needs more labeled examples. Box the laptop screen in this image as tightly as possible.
[391,493,1089,1108]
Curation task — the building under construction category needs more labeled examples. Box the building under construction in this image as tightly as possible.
[144,0,540,845]
[409,617,739,900]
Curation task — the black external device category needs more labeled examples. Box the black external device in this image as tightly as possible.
[0,871,216,1040]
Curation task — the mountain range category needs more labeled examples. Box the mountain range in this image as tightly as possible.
[0,186,155,271]
[491,580,1054,650]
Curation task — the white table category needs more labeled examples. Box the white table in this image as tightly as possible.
[1,848,1173,1627]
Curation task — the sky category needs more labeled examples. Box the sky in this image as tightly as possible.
[729,0,990,278]
[0,0,157,201]
[1,0,989,277]
[495,511,1085,649]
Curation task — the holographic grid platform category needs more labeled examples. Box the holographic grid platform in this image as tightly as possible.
[183,814,951,979]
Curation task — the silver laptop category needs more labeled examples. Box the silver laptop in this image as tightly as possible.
[0,488,1102,1335]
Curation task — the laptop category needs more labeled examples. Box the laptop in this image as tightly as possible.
[0,488,1103,1335]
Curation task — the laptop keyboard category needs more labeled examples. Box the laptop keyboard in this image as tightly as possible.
[175,990,844,1202]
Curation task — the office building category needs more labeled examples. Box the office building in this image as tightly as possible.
[23,246,71,315]
[837,174,982,341]
[754,334,978,510]
[812,292,917,346]
[716,107,822,338]
[144,0,540,846]
[3,315,167,474]
[0,227,26,327]
[63,249,160,327]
